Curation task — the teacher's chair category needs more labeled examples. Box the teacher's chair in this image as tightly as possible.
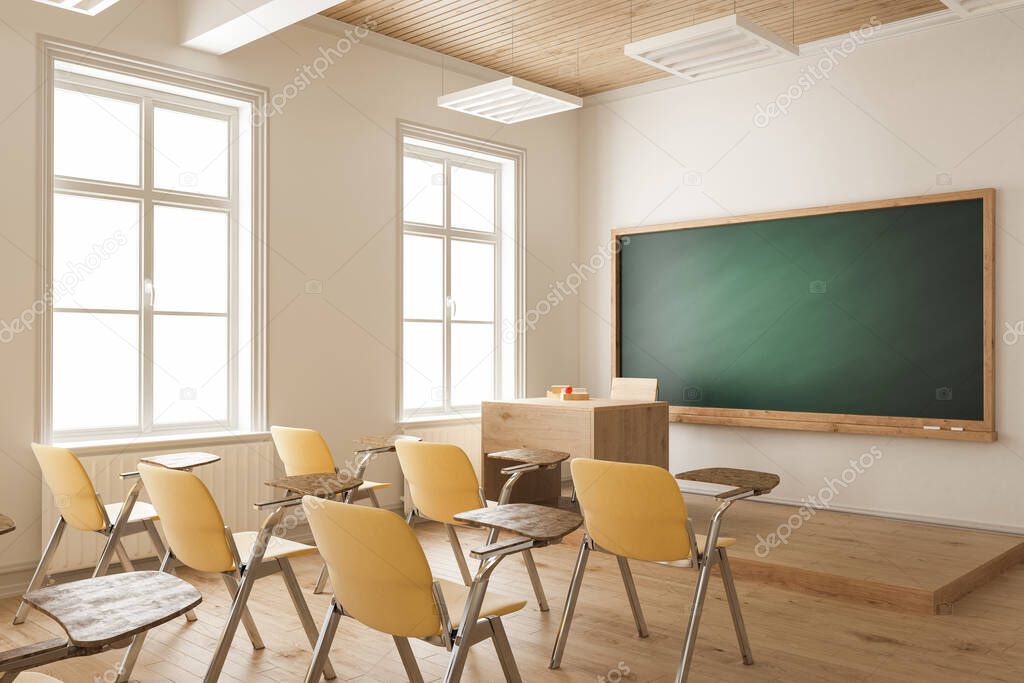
[302,497,526,683]
[396,440,549,611]
[14,444,168,625]
[133,463,337,682]
[550,460,754,682]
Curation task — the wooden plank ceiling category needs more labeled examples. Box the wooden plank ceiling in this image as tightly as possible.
[322,0,947,97]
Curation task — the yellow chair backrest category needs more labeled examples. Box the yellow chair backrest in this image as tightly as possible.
[395,441,482,525]
[138,463,235,573]
[571,459,691,563]
[32,443,106,532]
[271,426,336,476]
[303,496,441,638]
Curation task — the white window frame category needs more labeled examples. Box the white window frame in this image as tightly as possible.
[39,38,268,445]
[398,122,525,422]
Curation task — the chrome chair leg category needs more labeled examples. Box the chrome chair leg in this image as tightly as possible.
[145,522,197,623]
[313,564,331,595]
[617,556,649,638]
[304,600,342,683]
[446,525,473,586]
[489,616,523,683]
[281,559,337,680]
[14,517,66,625]
[113,630,147,683]
[221,573,266,651]
[718,549,753,665]
[521,550,549,612]
[675,558,715,683]
[549,537,591,669]
[367,489,382,508]
[205,567,258,683]
[444,576,492,682]
[393,636,426,683]
[113,541,136,572]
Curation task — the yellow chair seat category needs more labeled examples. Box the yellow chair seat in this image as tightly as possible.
[359,480,391,491]
[16,675,62,682]
[232,531,318,563]
[436,579,526,629]
[104,501,158,525]
[696,534,735,550]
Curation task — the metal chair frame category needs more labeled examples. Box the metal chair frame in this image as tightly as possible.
[304,536,531,683]
[14,480,169,626]
[404,458,550,612]
[550,491,756,683]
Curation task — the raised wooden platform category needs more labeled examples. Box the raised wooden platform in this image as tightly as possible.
[683,494,1024,615]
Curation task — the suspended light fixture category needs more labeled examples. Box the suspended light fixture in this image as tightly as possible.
[438,77,582,124]
[624,14,799,83]
[939,0,1024,16]
[32,0,123,15]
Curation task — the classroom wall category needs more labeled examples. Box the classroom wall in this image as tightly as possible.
[578,12,1024,532]
[0,0,579,574]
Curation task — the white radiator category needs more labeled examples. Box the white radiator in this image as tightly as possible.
[40,438,280,573]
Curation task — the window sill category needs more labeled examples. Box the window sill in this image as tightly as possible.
[53,430,272,457]
[398,413,481,427]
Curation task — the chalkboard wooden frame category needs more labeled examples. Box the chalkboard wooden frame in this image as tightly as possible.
[612,189,996,442]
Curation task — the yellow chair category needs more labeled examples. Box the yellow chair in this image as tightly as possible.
[15,444,168,625]
[301,497,526,683]
[131,463,337,682]
[610,376,659,402]
[550,460,754,682]
[396,441,549,611]
[271,425,394,594]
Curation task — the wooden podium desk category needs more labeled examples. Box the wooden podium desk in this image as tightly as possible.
[481,397,669,503]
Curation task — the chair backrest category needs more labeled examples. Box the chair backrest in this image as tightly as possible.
[31,443,106,532]
[271,426,336,476]
[138,463,236,573]
[395,441,482,525]
[610,377,659,402]
[303,496,441,638]
[571,459,691,563]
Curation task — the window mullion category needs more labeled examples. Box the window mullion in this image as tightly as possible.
[443,159,452,415]
[141,97,155,434]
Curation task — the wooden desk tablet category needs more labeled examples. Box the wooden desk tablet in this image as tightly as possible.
[139,451,221,470]
[481,397,669,503]
[455,504,583,543]
[265,473,363,499]
[0,514,14,536]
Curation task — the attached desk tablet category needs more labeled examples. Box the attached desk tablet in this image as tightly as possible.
[0,514,14,536]
[481,398,669,503]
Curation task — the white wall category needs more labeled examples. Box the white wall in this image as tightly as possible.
[0,0,579,573]
[579,13,1024,532]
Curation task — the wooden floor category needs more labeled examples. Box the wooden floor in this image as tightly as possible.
[683,495,1024,614]
[2,519,1023,682]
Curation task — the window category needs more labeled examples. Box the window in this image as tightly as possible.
[42,41,267,444]
[399,124,524,420]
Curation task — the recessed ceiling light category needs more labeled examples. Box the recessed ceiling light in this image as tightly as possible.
[939,0,1024,16]
[624,14,799,83]
[32,0,122,16]
[438,77,582,124]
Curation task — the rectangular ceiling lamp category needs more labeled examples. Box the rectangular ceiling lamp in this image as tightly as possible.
[32,0,122,15]
[624,14,799,83]
[438,77,582,124]
[939,0,1024,16]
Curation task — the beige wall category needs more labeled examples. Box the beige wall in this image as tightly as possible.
[578,11,1024,532]
[0,1,579,572]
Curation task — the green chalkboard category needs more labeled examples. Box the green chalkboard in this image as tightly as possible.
[616,196,989,423]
